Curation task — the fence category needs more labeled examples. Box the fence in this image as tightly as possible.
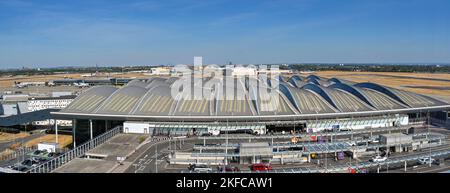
[28,126,123,173]
[0,146,36,162]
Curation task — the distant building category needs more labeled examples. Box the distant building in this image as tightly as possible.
[51,78,133,86]
[149,67,171,76]
[227,66,257,76]
[0,94,29,116]
[27,95,75,112]
[51,92,73,98]
[0,94,75,126]
[258,69,292,74]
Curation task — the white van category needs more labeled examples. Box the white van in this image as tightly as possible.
[193,164,213,172]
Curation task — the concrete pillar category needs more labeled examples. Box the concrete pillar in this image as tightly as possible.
[54,119,58,144]
[73,119,77,148]
[404,161,407,172]
[89,119,93,140]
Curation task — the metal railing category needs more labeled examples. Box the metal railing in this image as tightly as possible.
[185,149,450,173]
[28,126,123,173]
[199,124,420,140]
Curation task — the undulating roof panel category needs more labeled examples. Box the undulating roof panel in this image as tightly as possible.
[62,86,117,113]
[289,89,337,114]
[133,85,175,116]
[325,89,373,112]
[95,86,147,115]
[390,88,447,108]
[359,88,406,110]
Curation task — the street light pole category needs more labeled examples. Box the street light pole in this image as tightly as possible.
[155,144,158,173]
[428,111,432,168]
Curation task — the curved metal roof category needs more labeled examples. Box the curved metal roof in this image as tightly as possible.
[57,76,450,121]
[133,84,176,116]
[127,79,149,89]
[94,86,148,115]
[62,86,117,113]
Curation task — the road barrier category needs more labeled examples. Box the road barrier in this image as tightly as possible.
[28,126,123,173]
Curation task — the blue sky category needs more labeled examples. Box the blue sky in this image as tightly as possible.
[0,0,449,68]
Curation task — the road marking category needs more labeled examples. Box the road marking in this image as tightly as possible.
[144,159,152,164]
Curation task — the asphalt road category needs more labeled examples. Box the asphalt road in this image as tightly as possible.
[0,133,46,167]
[124,126,450,173]
[125,138,199,173]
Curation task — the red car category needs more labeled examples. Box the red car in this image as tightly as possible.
[251,163,272,171]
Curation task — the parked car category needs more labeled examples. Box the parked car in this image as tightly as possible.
[369,155,387,162]
[32,150,42,155]
[11,165,28,172]
[369,137,380,144]
[21,159,39,167]
[31,157,48,163]
[218,165,240,172]
[418,157,435,165]
[201,133,212,137]
[48,152,62,158]
[251,163,272,171]
[189,164,212,172]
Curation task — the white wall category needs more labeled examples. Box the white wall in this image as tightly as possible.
[123,122,151,134]
[37,143,58,152]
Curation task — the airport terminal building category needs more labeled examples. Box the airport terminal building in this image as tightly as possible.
[52,75,450,146]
